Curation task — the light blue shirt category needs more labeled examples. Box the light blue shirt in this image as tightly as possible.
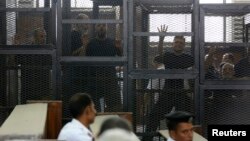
[58,119,93,141]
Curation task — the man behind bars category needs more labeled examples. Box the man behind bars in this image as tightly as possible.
[144,25,194,141]
[85,23,122,112]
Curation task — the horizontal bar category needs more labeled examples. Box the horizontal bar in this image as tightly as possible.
[62,19,123,24]
[135,0,193,5]
[0,8,50,12]
[0,49,55,55]
[60,56,127,65]
[204,42,250,47]
[203,80,250,85]
[146,6,192,14]
[129,69,198,79]
[133,32,193,37]
[201,84,250,90]
[93,0,123,6]
[201,4,250,15]
[0,45,54,48]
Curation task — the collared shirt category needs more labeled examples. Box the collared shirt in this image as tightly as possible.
[58,118,93,141]
[167,136,175,141]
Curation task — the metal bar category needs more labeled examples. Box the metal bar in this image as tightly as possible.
[204,80,250,85]
[0,8,51,12]
[202,84,250,90]
[199,85,205,129]
[200,4,250,15]
[135,0,193,5]
[60,56,127,64]
[51,50,57,100]
[128,0,135,123]
[123,0,128,57]
[51,0,57,45]
[133,32,193,36]
[204,42,250,47]
[57,0,63,100]
[145,6,192,14]
[131,69,199,74]
[129,72,198,79]
[123,0,129,112]
[0,49,55,54]
[193,0,200,125]
[0,45,54,48]
[199,7,205,84]
[62,19,123,24]
[92,0,123,6]
[44,0,51,44]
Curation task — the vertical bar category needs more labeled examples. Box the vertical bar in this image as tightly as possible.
[193,0,200,124]
[51,0,57,99]
[0,0,7,107]
[141,11,148,89]
[62,0,71,56]
[56,0,62,99]
[122,0,128,111]
[128,0,134,110]
[44,0,50,44]
[199,7,205,84]
[51,50,58,99]
[92,1,99,35]
[199,85,205,132]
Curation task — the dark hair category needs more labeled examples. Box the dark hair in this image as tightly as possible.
[69,93,92,118]
[224,53,234,62]
[98,117,132,137]
[166,111,193,131]
[174,36,185,42]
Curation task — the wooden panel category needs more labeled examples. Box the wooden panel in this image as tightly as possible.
[27,100,62,139]
[0,103,47,140]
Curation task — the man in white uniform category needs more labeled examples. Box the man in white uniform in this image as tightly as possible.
[58,93,97,141]
[166,111,194,141]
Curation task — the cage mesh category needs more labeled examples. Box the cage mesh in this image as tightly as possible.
[2,1,250,140]
[204,89,250,137]
[134,79,195,140]
[205,15,250,43]
[61,65,124,118]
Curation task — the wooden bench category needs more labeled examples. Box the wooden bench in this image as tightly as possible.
[0,101,62,140]
[0,103,48,140]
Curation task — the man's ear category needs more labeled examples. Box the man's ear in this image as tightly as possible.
[169,130,176,140]
[84,106,91,115]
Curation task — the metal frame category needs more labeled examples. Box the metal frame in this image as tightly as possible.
[199,3,250,133]
[1,0,250,138]
[129,0,200,136]
[0,0,58,104]
[59,0,129,112]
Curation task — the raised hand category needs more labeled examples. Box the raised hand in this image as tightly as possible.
[157,24,168,39]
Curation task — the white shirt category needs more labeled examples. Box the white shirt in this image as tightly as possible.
[167,136,175,141]
[58,118,93,141]
[147,65,165,103]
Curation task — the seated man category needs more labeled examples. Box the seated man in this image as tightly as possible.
[165,111,194,141]
[58,93,97,141]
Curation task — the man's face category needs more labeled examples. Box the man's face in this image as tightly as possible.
[222,64,235,79]
[173,38,185,54]
[222,54,233,64]
[96,24,107,38]
[87,102,97,124]
[171,122,193,141]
